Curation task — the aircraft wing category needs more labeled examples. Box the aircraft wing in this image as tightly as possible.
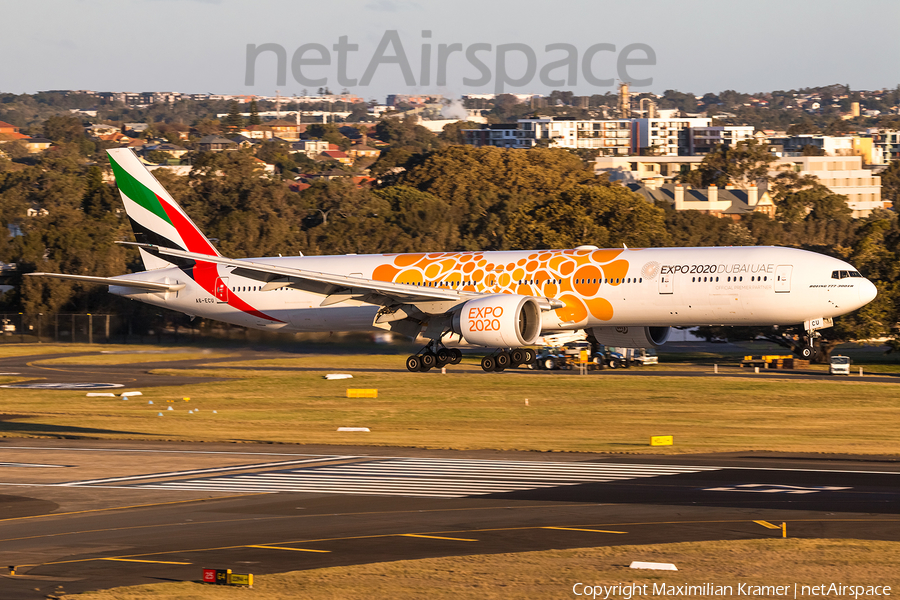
[120,243,474,308]
[26,273,186,292]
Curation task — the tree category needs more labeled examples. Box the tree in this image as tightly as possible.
[42,115,85,144]
[506,184,672,250]
[146,150,174,164]
[247,100,261,126]
[224,101,244,131]
[679,140,776,188]
[880,160,900,207]
[801,144,825,156]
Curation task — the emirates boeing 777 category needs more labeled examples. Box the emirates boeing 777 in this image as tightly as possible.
[30,149,877,372]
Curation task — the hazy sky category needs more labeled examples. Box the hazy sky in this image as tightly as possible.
[3,0,898,101]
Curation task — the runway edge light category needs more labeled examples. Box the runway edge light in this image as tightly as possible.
[650,435,673,446]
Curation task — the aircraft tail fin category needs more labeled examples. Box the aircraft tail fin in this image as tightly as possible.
[106,148,220,264]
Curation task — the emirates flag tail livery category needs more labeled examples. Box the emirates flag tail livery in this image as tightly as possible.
[30,148,877,372]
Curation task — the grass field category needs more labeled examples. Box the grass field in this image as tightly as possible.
[1,344,899,454]
[69,539,900,599]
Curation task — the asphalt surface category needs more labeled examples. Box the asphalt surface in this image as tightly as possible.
[2,348,899,387]
[1,348,899,598]
[1,440,899,599]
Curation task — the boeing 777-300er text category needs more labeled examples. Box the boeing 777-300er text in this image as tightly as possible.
[29,149,878,372]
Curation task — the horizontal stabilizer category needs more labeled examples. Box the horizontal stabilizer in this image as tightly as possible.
[26,273,185,292]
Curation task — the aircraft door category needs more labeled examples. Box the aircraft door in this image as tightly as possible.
[658,272,674,294]
[214,277,229,303]
[774,265,792,293]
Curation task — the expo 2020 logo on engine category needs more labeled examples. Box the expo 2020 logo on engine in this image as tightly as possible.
[642,261,661,280]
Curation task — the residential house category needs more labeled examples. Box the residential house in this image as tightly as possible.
[266,119,301,142]
[197,135,236,152]
[144,142,188,159]
[321,149,351,165]
[243,124,275,140]
[347,142,379,160]
[24,138,53,153]
[290,139,330,158]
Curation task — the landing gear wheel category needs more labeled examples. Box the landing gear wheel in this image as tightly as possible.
[450,349,462,365]
[481,356,497,372]
[510,349,525,366]
[523,348,536,364]
[421,352,437,370]
[436,348,453,366]
[800,346,813,359]
[496,351,511,370]
[405,355,422,372]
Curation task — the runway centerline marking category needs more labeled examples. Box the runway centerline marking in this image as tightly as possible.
[400,534,478,542]
[247,545,331,553]
[542,526,627,534]
[18,516,900,568]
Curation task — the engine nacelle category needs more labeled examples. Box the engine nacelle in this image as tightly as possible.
[587,326,670,348]
[453,294,541,348]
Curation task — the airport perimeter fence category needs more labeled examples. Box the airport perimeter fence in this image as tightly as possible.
[0,313,391,347]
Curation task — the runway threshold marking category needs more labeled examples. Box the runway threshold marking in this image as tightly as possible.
[247,545,331,553]
[753,520,782,530]
[100,558,192,565]
[56,456,360,486]
[399,534,478,542]
[542,526,627,534]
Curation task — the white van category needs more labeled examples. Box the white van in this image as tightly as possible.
[829,355,850,375]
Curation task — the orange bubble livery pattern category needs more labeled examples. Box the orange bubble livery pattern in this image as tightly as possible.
[371,249,632,325]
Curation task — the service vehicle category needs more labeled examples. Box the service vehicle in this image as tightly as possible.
[829,355,851,375]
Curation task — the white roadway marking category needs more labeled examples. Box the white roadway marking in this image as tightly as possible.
[2,447,900,476]
[704,484,852,494]
[55,456,360,486]
[0,463,68,468]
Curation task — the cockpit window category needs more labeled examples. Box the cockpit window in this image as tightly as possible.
[832,270,863,279]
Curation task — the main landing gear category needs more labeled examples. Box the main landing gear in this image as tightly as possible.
[480,348,536,373]
[405,343,462,372]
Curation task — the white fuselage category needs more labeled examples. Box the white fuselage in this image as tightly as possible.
[109,246,876,334]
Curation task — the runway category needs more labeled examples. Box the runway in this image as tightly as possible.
[1,440,899,599]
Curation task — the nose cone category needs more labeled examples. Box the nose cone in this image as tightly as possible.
[859,279,878,306]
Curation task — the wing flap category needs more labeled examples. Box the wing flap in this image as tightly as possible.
[26,273,185,292]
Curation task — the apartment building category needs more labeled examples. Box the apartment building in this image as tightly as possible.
[596,154,886,217]
[463,117,713,156]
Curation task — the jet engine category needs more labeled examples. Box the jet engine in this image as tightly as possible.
[587,326,671,348]
[453,294,541,348]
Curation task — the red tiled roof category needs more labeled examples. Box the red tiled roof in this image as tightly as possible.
[0,121,18,130]
[288,181,311,192]
[322,150,348,158]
